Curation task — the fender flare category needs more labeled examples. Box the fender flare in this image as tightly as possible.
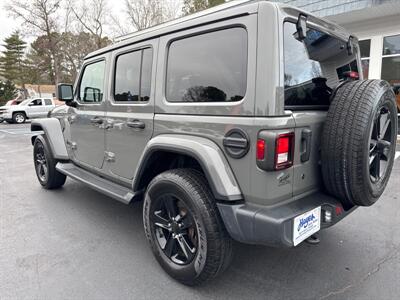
[133,134,243,201]
[31,118,69,160]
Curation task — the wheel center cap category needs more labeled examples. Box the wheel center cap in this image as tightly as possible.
[171,221,180,233]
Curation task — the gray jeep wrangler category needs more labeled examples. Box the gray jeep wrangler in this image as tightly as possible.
[31,0,398,285]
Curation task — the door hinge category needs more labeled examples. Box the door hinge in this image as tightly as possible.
[105,151,116,162]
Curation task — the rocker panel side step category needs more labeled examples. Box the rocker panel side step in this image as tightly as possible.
[56,162,135,204]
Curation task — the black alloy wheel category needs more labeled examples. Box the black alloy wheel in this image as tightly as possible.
[34,140,48,182]
[143,169,233,285]
[33,135,66,189]
[152,194,198,265]
[369,105,394,183]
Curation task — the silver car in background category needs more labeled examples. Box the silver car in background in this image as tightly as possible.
[0,98,55,124]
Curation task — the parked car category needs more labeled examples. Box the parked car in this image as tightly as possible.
[30,0,397,286]
[0,97,56,124]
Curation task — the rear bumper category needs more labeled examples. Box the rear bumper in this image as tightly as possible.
[217,192,356,247]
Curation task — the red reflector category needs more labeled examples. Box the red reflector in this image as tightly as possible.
[256,139,265,160]
[335,206,343,215]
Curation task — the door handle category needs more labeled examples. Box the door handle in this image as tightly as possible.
[300,129,312,163]
[126,120,145,129]
[90,117,103,125]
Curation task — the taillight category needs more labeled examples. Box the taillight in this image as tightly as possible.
[256,139,265,160]
[275,133,294,170]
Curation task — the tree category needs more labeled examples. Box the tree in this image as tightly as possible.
[58,32,111,82]
[7,0,63,85]
[0,80,17,105]
[24,34,59,84]
[69,0,111,49]
[182,0,225,15]
[0,32,26,85]
[122,0,181,32]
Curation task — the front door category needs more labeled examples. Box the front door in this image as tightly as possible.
[104,43,156,181]
[27,98,44,118]
[68,58,107,170]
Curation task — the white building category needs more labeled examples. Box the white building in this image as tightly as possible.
[274,0,400,103]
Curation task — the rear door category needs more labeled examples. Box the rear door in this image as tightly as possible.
[104,40,157,181]
[282,21,359,196]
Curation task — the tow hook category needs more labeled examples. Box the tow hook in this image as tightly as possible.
[306,234,320,245]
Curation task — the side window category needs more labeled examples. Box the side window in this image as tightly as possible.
[30,99,42,106]
[79,60,106,103]
[166,27,247,102]
[44,99,52,106]
[114,47,153,102]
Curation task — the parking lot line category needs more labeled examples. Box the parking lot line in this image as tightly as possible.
[395,152,400,160]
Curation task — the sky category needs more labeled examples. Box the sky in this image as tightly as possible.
[0,0,22,46]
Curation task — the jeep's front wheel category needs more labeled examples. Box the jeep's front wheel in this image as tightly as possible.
[143,169,233,286]
[33,135,66,189]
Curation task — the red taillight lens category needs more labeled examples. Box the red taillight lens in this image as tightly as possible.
[275,133,294,169]
[256,139,265,160]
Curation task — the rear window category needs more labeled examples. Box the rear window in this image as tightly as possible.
[166,27,247,102]
[284,22,358,109]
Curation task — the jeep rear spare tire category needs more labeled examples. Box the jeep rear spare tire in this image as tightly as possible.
[321,80,397,208]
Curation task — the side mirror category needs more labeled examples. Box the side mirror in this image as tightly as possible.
[294,14,308,41]
[57,83,74,102]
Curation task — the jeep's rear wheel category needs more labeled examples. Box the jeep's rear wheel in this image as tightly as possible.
[321,80,397,208]
[13,112,26,124]
[33,135,66,189]
[143,169,233,286]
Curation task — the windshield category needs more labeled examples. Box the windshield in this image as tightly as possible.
[19,99,32,106]
[284,22,359,108]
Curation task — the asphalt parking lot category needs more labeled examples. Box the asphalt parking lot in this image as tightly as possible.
[1,122,399,300]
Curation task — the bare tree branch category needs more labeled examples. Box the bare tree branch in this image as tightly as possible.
[7,0,62,85]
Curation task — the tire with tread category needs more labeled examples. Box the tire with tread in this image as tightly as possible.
[143,168,233,286]
[13,112,26,124]
[33,135,66,189]
[321,79,397,208]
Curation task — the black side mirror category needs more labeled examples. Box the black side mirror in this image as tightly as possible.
[294,14,308,41]
[57,83,74,102]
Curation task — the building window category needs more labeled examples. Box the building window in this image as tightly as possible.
[359,39,370,79]
[381,34,400,105]
[166,27,247,102]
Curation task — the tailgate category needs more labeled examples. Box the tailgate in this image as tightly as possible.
[292,111,326,196]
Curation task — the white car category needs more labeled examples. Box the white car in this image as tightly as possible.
[0,98,56,124]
